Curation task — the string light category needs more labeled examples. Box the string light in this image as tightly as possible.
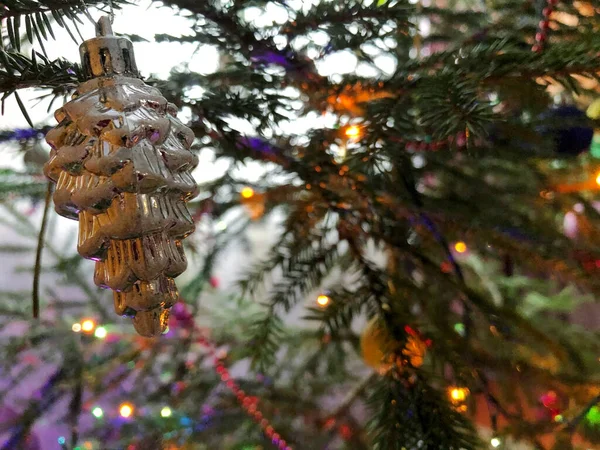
[119,402,134,418]
[72,323,82,332]
[454,242,467,254]
[316,294,331,307]
[81,319,96,333]
[586,405,600,425]
[448,386,469,404]
[91,406,104,418]
[490,437,501,448]
[453,323,466,336]
[94,326,107,339]
[160,406,172,418]
[344,125,361,139]
[595,172,600,186]
[241,187,255,199]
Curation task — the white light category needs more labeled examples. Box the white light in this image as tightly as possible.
[94,327,107,339]
[491,437,501,448]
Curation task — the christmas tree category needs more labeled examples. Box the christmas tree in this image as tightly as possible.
[1,1,600,449]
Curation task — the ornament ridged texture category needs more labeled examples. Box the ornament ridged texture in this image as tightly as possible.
[44,76,198,336]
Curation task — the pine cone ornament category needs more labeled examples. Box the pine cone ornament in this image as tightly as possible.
[44,17,198,336]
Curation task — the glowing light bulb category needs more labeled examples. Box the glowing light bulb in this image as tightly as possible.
[490,437,501,448]
[72,323,82,332]
[91,406,103,418]
[454,242,467,253]
[345,125,361,139]
[94,326,107,339]
[586,406,600,424]
[160,406,172,418]
[316,294,331,307]
[119,403,134,418]
[241,187,255,199]
[595,172,600,186]
[449,386,469,403]
[81,319,96,333]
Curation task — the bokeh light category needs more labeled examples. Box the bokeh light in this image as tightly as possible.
[81,319,96,333]
[241,187,255,199]
[316,294,331,307]
[454,242,467,254]
[119,403,134,418]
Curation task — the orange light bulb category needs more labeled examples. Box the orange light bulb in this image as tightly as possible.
[345,125,361,139]
[448,387,469,403]
[119,403,134,418]
[454,242,467,254]
[316,294,331,307]
[81,319,96,333]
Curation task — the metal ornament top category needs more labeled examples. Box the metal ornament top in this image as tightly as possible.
[80,16,140,80]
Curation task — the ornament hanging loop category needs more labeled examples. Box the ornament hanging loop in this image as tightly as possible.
[96,15,113,36]
[108,0,115,24]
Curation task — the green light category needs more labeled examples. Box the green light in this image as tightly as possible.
[162,325,170,335]
[160,406,172,418]
[91,406,103,418]
[454,323,465,336]
[94,326,107,339]
[586,406,600,425]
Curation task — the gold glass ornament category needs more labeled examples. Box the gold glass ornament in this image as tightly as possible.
[44,17,198,336]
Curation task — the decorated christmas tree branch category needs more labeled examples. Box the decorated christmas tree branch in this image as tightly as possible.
[0,0,126,19]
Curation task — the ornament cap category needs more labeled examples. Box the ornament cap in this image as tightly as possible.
[79,16,139,80]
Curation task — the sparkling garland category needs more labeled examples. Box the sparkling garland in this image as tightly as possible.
[532,0,559,53]
[172,303,294,450]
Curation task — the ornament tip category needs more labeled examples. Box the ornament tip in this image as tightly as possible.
[96,16,113,36]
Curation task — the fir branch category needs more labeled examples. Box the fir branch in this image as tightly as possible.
[367,370,483,450]
[0,49,80,93]
[565,393,600,434]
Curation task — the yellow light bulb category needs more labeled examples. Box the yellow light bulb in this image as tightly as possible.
[449,386,469,403]
[345,125,361,139]
[316,294,331,307]
[454,242,467,254]
[595,172,600,186]
[160,406,172,418]
[81,319,96,333]
[119,403,134,418]
[72,323,82,333]
[241,187,255,199]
